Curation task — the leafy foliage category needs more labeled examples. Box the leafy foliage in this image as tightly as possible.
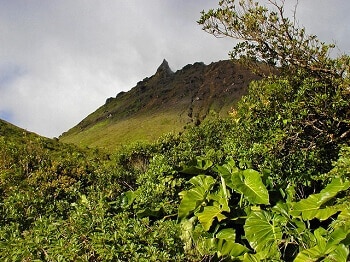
[198,0,350,79]
[224,76,350,185]
[0,131,186,261]
[1,1,350,261]
[178,156,350,261]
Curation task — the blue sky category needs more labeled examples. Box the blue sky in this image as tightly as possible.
[0,0,349,137]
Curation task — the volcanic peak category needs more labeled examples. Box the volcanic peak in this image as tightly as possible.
[155,59,173,78]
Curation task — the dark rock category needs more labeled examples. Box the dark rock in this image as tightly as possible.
[155,59,173,78]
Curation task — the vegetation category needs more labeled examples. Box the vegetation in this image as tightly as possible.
[1,0,349,261]
[60,111,184,151]
[178,153,350,261]
[60,60,259,151]
[198,0,350,79]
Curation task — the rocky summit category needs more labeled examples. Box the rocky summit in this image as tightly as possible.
[60,59,262,149]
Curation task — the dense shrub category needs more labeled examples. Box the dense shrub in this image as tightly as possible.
[224,76,350,185]
[1,0,349,260]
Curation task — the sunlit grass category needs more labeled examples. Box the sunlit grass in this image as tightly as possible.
[60,111,185,151]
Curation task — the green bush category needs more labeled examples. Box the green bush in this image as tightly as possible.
[177,152,350,261]
[224,76,350,186]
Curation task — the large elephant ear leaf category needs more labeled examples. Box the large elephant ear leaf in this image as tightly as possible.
[196,204,227,231]
[291,177,350,220]
[178,175,215,220]
[216,228,250,257]
[231,169,270,205]
[214,158,238,189]
[294,227,350,262]
[244,210,282,259]
[196,185,230,231]
[180,158,213,175]
[189,174,216,188]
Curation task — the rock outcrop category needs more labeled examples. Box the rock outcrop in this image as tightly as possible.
[60,59,263,147]
[155,59,174,78]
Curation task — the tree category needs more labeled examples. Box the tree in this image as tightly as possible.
[198,0,350,80]
[199,0,350,184]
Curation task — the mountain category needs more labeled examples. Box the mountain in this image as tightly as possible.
[60,59,262,150]
[0,118,43,143]
[0,118,77,153]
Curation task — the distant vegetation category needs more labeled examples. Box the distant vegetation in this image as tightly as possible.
[1,0,349,261]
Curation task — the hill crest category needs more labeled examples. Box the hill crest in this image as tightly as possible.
[60,59,262,149]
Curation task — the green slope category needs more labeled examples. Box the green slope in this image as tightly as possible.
[61,110,184,150]
[60,60,262,150]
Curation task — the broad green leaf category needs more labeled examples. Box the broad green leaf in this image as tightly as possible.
[214,159,238,189]
[231,169,270,205]
[242,252,265,262]
[215,163,269,205]
[291,177,350,220]
[328,226,350,247]
[208,185,230,213]
[294,242,349,262]
[216,228,236,241]
[335,207,350,230]
[294,246,324,262]
[120,190,135,209]
[178,175,215,219]
[244,210,282,259]
[314,228,327,251]
[291,218,307,234]
[270,201,294,227]
[215,228,249,258]
[294,226,350,262]
[181,158,213,175]
[136,207,164,218]
[195,185,231,231]
[219,241,250,257]
[189,174,216,188]
[229,243,250,257]
[306,206,340,221]
[196,204,227,231]
[178,187,206,219]
[324,244,349,262]
[195,158,213,170]
[272,201,289,218]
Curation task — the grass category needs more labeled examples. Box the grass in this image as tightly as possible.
[60,110,186,151]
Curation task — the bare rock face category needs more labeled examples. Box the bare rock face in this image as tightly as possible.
[155,59,174,78]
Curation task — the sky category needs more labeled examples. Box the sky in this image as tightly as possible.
[0,0,349,138]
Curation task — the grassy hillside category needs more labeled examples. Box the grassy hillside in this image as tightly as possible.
[60,110,185,150]
[0,119,42,143]
[60,60,262,149]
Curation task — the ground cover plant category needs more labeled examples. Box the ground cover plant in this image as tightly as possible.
[1,0,349,261]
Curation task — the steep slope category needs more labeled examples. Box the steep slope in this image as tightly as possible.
[0,119,43,143]
[0,118,86,156]
[60,60,262,150]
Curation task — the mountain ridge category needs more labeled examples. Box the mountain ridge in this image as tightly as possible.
[60,59,262,150]
[0,118,42,142]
